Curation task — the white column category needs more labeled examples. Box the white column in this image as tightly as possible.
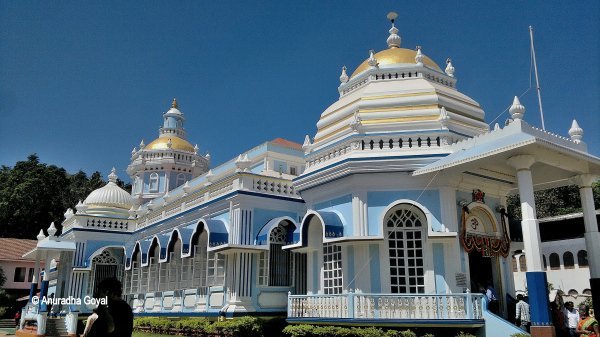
[32,252,41,284]
[352,191,368,236]
[507,155,543,271]
[575,174,600,278]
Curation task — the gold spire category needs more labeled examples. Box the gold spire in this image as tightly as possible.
[171,98,178,109]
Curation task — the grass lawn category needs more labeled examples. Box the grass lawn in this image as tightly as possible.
[133,332,174,337]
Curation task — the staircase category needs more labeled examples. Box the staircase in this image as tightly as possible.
[45,317,69,337]
[0,318,16,328]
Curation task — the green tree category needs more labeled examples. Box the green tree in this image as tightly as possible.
[0,154,127,239]
[507,182,600,220]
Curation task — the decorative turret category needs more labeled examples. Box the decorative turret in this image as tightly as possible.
[235,154,252,172]
[139,140,145,149]
[438,107,450,128]
[302,135,313,154]
[127,99,209,202]
[568,119,584,144]
[339,66,349,83]
[415,46,424,66]
[64,208,74,220]
[445,58,455,77]
[75,200,87,214]
[386,12,401,48]
[509,96,525,120]
[368,50,378,68]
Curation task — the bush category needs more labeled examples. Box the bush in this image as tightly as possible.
[386,330,417,337]
[455,332,476,337]
[282,324,315,337]
[511,334,529,337]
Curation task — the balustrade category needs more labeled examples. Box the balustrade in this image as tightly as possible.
[288,293,484,321]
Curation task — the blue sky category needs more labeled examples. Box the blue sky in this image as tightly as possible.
[1,1,598,181]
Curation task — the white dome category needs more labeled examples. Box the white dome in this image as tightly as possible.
[83,168,133,218]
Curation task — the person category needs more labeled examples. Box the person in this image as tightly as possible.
[96,277,133,337]
[81,308,104,337]
[576,304,599,337]
[486,283,499,314]
[14,311,20,328]
[515,294,530,332]
[564,301,580,337]
[46,293,54,315]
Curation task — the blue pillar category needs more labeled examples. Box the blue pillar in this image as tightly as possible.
[28,282,37,302]
[526,272,551,326]
[39,280,49,312]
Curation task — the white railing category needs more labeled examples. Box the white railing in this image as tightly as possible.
[288,292,485,321]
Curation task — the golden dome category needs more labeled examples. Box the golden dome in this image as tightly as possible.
[351,48,441,78]
[145,136,195,152]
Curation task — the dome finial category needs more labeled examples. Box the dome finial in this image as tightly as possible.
[445,58,455,77]
[415,46,424,65]
[386,12,401,48]
[509,96,525,120]
[339,66,349,83]
[108,167,118,183]
[568,119,583,144]
[171,98,178,109]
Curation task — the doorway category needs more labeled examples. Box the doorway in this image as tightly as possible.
[469,251,503,315]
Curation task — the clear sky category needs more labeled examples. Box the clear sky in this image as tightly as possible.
[1,1,598,182]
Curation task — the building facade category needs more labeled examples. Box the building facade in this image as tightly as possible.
[19,15,600,337]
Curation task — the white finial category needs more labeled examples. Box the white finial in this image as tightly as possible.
[37,229,46,241]
[302,135,313,154]
[75,200,87,214]
[568,119,583,144]
[108,167,118,183]
[368,50,378,68]
[509,96,525,120]
[167,139,172,149]
[139,139,145,149]
[494,123,500,131]
[194,144,199,154]
[339,66,349,83]
[386,12,401,48]
[128,205,138,219]
[205,169,214,183]
[439,107,450,127]
[131,147,137,155]
[205,152,211,159]
[64,208,74,219]
[47,222,57,237]
[415,46,424,66]
[445,58,455,77]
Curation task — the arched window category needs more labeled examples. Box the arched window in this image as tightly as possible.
[176,173,186,188]
[563,252,575,269]
[519,255,527,272]
[385,204,426,294]
[149,173,159,192]
[512,256,518,272]
[549,253,560,270]
[258,223,292,287]
[578,250,588,267]
[583,289,592,296]
[568,289,579,297]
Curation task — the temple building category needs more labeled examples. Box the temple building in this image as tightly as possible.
[19,14,600,337]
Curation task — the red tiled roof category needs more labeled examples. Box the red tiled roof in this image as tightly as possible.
[0,238,38,261]
[271,138,302,150]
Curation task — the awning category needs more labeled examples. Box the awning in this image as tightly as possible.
[155,232,172,263]
[124,242,136,270]
[255,217,297,246]
[283,211,344,251]
[178,225,195,257]
[137,238,153,266]
[203,219,229,248]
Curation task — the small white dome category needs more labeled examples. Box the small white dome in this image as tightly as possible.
[83,168,133,218]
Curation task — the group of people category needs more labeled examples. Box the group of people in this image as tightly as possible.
[515,295,599,337]
[80,277,133,337]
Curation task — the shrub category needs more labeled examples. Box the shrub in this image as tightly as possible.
[511,334,529,337]
[455,332,476,337]
[282,324,315,337]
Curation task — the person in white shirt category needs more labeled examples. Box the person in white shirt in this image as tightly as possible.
[515,294,530,332]
[564,301,580,337]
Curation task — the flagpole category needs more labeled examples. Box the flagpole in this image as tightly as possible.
[529,26,546,130]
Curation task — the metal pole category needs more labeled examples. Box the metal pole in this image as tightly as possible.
[529,26,546,130]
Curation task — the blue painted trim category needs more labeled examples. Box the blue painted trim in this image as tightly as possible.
[29,282,37,303]
[526,271,552,326]
[39,280,49,312]
[369,244,381,293]
[296,154,449,181]
[449,130,473,138]
[464,171,514,185]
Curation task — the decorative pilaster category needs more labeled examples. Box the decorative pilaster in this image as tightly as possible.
[352,191,368,236]
[574,174,600,310]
